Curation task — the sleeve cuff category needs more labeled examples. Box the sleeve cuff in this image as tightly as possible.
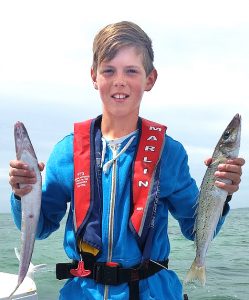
[14,194,21,201]
[11,193,22,213]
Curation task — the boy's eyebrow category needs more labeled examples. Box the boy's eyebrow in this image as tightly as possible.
[125,65,141,69]
[101,63,142,69]
[100,64,114,68]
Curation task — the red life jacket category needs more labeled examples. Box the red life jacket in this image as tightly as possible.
[73,116,166,258]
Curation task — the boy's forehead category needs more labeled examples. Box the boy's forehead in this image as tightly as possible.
[102,46,143,64]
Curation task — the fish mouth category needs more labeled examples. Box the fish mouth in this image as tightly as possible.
[15,121,28,139]
[14,122,37,160]
[14,122,26,156]
[230,113,241,130]
[220,113,242,155]
[234,113,241,122]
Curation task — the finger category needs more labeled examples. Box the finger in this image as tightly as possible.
[38,162,45,172]
[217,161,243,174]
[226,157,245,166]
[9,160,34,179]
[9,167,36,178]
[9,175,37,187]
[215,170,241,185]
[12,185,33,198]
[215,180,239,194]
[204,158,213,166]
[9,160,31,169]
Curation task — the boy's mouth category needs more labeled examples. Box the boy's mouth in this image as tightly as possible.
[111,93,129,100]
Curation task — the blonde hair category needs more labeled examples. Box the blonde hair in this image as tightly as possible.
[92,21,155,76]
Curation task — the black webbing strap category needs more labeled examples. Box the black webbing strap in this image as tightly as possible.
[128,280,139,300]
[56,259,168,299]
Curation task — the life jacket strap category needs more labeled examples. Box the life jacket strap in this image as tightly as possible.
[56,257,169,300]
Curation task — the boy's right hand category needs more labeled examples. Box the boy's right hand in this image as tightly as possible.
[9,160,45,198]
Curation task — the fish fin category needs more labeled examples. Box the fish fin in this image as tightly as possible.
[192,190,201,217]
[14,247,20,261]
[192,192,200,211]
[27,263,47,280]
[192,193,200,238]
[212,227,217,241]
[192,223,197,248]
[14,247,46,279]
[184,259,206,286]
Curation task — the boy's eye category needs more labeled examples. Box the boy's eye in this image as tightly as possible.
[126,68,138,74]
[102,68,114,74]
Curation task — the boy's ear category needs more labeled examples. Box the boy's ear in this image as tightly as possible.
[145,68,157,91]
[91,68,98,90]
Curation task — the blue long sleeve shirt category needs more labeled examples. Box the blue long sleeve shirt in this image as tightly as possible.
[11,130,229,300]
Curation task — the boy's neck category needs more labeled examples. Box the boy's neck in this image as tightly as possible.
[101,114,138,140]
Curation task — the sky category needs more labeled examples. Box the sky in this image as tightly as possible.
[0,0,249,212]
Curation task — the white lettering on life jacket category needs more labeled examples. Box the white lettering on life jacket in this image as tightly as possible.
[143,157,152,163]
[138,123,165,189]
[147,135,157,141]
[136,207,144,211]
[75,171,90,188]
[139,180,149,187]
[145,145,155,152]
[149,126,162,131]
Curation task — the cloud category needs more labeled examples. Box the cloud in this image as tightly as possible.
[0,168,9,180]
[0,1,248,212]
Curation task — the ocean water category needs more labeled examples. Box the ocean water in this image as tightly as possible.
[0,208,248,300]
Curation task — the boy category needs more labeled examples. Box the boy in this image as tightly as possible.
[9,21,245,300]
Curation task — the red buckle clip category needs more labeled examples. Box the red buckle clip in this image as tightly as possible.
[70,260,91,277]
[106,262,119,267]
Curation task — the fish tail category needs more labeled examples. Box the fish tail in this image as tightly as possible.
[8,284,20,299]
[184,259,206,286]
[8,276,24,299]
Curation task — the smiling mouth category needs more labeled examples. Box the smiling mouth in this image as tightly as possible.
[112,93,129,100]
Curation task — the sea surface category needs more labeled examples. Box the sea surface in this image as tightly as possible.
[0,208,248,300]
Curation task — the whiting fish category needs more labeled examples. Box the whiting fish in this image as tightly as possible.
[9,122,42,298]
[184,114,241,286]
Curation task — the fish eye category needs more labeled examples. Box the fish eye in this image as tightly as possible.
[223,130,231,140]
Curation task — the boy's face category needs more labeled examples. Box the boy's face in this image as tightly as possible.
[91,46,157,120]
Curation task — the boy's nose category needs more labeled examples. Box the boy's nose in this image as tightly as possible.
[113,76,126,87]
[114,80,126,87]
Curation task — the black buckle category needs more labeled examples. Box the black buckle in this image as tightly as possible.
[130,260,149,281]
[130,268,140,282]
[93,262,120,285]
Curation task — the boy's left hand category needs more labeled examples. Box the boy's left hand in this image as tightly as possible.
[204,157,245,195]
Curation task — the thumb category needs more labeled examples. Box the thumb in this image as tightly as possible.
[204,157,212,166]
[38,162,45,172]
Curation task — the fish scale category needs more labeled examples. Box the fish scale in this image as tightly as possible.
[9,122,42,299]
[185,114,241,286]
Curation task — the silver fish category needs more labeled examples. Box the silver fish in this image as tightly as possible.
[185,114,241,286]
[9,122,42,298]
